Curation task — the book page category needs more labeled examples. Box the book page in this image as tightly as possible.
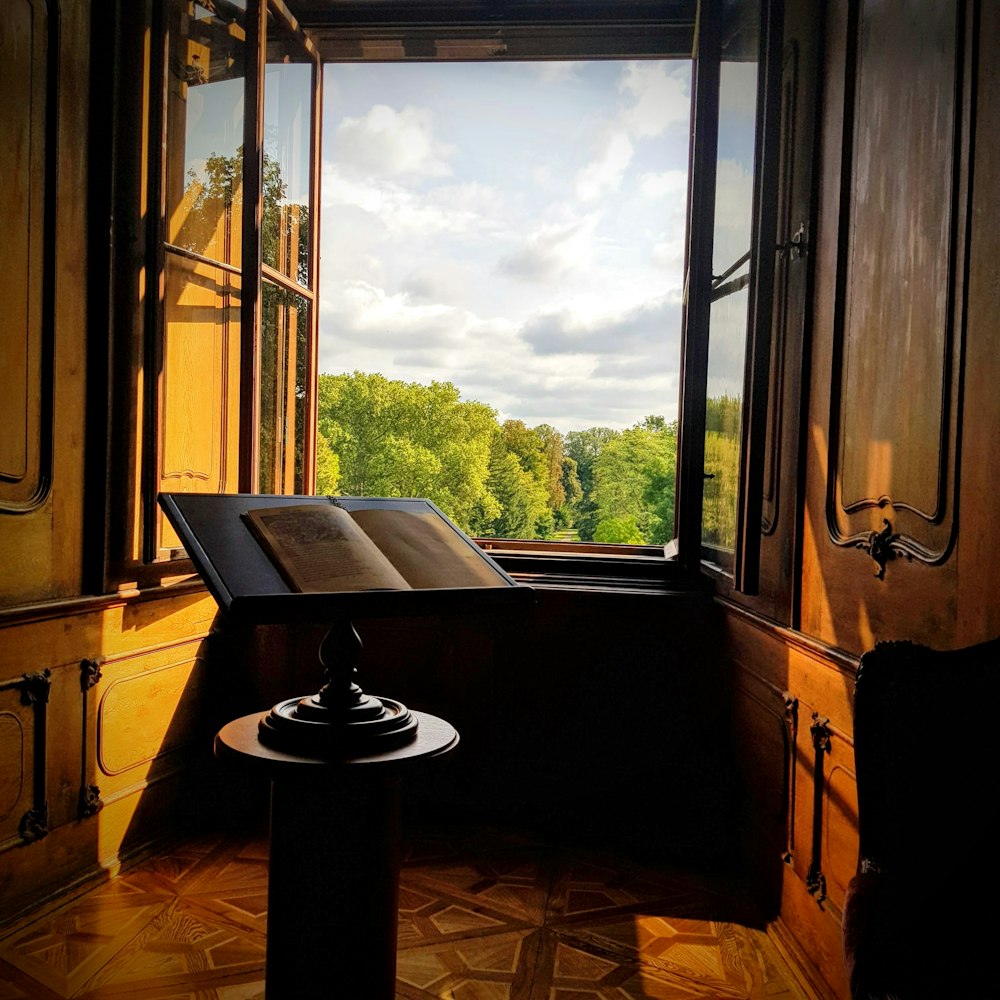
[349,508,508,589]
[243,503,412,592]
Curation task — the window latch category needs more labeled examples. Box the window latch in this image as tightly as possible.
[776,222,808,260]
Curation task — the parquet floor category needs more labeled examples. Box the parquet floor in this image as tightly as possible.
[0,815,814,999]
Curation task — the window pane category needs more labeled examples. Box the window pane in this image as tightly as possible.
[259,280,309,494]
[263,16,313,286]
[164,0,247,266]
[320,60,689,544]
[701,1,759,558]
[159,252,242,550]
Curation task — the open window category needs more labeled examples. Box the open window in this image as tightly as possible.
[145,0,321,563]
[130,0,801,600]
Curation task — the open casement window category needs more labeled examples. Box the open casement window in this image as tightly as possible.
[149,0,321,561]
[677,0,786,594]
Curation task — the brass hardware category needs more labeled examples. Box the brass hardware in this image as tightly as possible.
[20,669,51,706]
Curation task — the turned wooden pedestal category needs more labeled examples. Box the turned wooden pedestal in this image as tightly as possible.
[215,711,459,999]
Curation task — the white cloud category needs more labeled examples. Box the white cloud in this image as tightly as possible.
[322,163,506,238]
[619,62,690,138]
[638,168,688,200]
[520,296,681,360]
[497,215,600,283]
[333,103,455,178]
[575,130,633,201]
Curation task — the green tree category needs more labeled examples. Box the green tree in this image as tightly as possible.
[316,372,497,532]
[564,426,620,541]
[474,423,552,539]
[591,422,677,544]
[314,428,340,495]
[593,516,646,544]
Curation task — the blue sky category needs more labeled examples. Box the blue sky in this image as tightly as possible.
[318,59,695,432]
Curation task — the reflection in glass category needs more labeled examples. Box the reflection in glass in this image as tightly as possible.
[263,17,313,286]
[159,254,242,548]
[259,281,310,494]
[165,0,247,265]
[702,1,759,557]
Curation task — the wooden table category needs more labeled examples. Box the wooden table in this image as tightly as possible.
[215,711,459,999]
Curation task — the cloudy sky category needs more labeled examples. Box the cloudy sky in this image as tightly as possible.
[318,59,694,433]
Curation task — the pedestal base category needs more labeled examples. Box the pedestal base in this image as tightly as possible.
[214,711,459,999]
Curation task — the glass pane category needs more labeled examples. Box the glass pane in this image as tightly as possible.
[701,0,759,558]
[263,16,313,286]
[164,0,247,265]
[259,280,310,493]
[159,251,242,548]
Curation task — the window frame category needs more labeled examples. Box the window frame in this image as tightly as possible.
[120,0,786,597]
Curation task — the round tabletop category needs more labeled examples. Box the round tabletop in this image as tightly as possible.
[214,710,460,781]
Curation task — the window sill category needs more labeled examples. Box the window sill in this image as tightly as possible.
[476,538,707,595]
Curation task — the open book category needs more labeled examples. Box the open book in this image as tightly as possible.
[241,502,508,593]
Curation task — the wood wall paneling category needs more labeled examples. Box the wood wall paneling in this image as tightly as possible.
[832,0,964,562]
[0,594,221,924]
[0,672,49,853]
[97,639,210,784]
[801,0,975,653]
[0,0,89,606]
[0,0,51,512]
[723,609,857,998]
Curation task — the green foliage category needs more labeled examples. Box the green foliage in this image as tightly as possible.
[317,372,496,531]
[315,370,680,545]
[701,425,740,550]
[590,423,677,544]
[314,429,340,494]
[593,516,645,544]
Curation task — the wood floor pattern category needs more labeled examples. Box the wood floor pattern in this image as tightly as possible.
[0,819,812,999]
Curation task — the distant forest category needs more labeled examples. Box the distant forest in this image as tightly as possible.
[316,372,739,545]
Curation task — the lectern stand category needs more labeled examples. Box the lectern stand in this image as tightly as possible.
[157,493,531,999]
[213,618,459,998]
[215,710,457,997]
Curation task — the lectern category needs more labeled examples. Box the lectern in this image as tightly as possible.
[159,493,532,998]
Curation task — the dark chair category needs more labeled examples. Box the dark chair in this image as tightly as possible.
[842,636,1000,999]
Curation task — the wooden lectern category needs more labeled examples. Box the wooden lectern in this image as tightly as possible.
[159,493,532,998]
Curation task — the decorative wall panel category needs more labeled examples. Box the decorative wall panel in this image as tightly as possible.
[97,641,209,782]
[824,760,858,906]
[0,0,52,511]
[0,713,26,823]
[827,0,970,569]
[0,671,50,853]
